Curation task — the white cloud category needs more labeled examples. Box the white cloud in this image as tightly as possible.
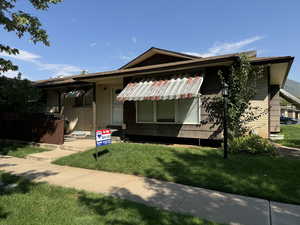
[1,70,31,80]
[89,42,97,47]
[184,36,264,57]
[35,62,82,76]
[1,70,19,78]
[0,49,40,62]
[0,49,82,77]
[131,36,137,44]
[119,55,131,61]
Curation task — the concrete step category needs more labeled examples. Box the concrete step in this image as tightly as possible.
[112,136,122,142]
[270,134,284,140]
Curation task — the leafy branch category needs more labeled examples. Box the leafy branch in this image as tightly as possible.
[0,0,62,74]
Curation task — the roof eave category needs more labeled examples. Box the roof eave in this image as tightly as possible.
[74,56,239,81]
[251,56,294,88]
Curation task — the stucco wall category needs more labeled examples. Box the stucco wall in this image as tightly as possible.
[96,82,123,129]
[62,97,93,131]
[96,84,112,129]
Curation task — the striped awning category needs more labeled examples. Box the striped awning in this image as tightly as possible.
[117,75,203,102]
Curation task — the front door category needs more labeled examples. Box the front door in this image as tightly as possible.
[111,88,123,125]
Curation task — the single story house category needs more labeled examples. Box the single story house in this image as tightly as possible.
[280,89,300,120]
[35,47,294,140]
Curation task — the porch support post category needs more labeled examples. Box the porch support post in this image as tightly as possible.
[57,91,61,114]
[92,83,97,137]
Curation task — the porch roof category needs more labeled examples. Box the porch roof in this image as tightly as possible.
[116,75,203,101]
[280,89,300,107]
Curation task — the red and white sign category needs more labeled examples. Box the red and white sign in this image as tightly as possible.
[96,129,112,146]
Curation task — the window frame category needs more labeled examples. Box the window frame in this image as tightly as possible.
[135,98,201,125]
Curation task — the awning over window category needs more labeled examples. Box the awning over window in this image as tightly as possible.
[117,75,203,102]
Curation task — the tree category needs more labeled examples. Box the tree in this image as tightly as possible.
[0,75,44,113]
[80,70,88,75]
[202,54,265,140]
[0,0,62,74]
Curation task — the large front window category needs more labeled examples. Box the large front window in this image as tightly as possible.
[136,98,200,124]
[156,100,175,122]
[137,101,154,122]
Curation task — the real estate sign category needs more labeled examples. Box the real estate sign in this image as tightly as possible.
[96,129,112,146]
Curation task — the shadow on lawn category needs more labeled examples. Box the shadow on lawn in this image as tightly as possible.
[0,172,38,220]
[0,142,28,155]
[139,148,299,204]
[0,206,9,219]
[0,172,38,196]
[0,170,59,222]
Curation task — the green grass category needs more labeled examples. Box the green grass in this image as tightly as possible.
[276,124,300,148]
[54,143,300,205]
[0,172,221,225]
[0,143,48,158]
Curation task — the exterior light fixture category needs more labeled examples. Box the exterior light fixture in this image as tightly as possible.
[222,82,229,97]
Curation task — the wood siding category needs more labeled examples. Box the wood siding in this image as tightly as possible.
[123,67,223,139]
[123,66,272,139]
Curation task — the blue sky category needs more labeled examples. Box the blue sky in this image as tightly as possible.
[1,0,299,81]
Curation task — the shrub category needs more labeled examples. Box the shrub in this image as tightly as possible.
[229,135,277,155]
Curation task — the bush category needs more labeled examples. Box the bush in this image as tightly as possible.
[229,135,277,155]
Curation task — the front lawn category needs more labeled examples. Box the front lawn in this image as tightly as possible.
[0,143,48,158]
[54,143,300,205]
[275,124,300,148]
[0,172,220,225]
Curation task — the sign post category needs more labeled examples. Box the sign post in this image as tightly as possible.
[94,129,112,160]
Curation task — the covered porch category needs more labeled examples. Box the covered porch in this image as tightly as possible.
[42,76,124,137]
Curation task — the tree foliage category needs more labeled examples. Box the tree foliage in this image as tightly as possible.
[0,0,62,74]
[0,75,44,113]
[202,55,265,139]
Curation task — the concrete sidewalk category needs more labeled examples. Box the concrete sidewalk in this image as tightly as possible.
[0,156,299,225]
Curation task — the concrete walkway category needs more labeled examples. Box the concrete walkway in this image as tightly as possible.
[0,156,299,225]
[276,144,300,158]
[25,138,95,161]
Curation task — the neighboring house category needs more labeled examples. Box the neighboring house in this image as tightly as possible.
[280,89,300,120]
[34,47,294,139]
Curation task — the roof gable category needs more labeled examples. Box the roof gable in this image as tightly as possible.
[120,47,199,69]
